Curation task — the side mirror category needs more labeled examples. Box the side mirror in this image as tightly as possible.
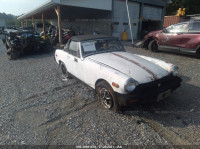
[64,47,69,52]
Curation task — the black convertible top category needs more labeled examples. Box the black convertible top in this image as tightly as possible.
[71,35,118,42]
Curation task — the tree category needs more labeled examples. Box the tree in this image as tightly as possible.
[0,12,16,20]
[166,0,200,16]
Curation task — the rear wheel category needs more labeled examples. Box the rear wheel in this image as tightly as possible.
[196,48,200,59]
[148,40,159,52]
[96,81,121,112]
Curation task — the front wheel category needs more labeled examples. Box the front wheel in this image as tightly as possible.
[96,81,121,112]
[148,40,159,52]
[7,48,20,60]
[196,48,200,59]
[60,62,72,79]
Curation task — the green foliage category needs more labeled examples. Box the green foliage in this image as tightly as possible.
[166,0,200,16]
[0,12,19,27]
[6,20,22,28]
[0,12,50,28]
[0,12,17,20]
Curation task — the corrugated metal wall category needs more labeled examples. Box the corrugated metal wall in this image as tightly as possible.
[0,19,6,39]
[112,0,140,40]
[142,0,166,7]
[60,0,112,11]
[0,19,6,28]
[143,5,162,20]
[51,20,112,35]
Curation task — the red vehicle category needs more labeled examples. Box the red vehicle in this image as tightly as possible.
[139,20,200,59]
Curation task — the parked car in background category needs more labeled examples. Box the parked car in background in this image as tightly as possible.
[55,35,182,112]
[138,20,200,59]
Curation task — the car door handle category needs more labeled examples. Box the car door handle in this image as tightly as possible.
[74,57,78,62]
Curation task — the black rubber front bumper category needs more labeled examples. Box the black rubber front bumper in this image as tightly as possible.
[115,75,182,106]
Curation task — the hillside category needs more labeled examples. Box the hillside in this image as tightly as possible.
[0,12,17,20]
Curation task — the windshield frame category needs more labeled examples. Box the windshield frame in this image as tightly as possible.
[80,38,126,58]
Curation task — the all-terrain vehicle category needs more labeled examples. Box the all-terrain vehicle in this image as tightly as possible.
[4,29,52,60]
[41,26,76,46]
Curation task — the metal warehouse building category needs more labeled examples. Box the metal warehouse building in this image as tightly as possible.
[0,19,6,39]
[18,0,167,44]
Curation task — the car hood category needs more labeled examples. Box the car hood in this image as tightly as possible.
[148,30,162,35]
[88,51,169,84]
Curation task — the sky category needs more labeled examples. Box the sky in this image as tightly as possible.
[0,0,48,16]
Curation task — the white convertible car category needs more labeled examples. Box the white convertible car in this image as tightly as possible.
[55,35,182,112]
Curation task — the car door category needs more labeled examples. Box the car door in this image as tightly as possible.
[64,40,80,77]
[158,23,188,53]
[180,21,200,54]
[65,40,85,81]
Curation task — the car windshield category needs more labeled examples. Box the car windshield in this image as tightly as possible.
[81,38,125,57]
[166,23,189,33]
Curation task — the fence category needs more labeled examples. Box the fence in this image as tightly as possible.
[163,16,180,28]
[163,16,190,28]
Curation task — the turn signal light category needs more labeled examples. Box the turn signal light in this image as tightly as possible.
[112,82,119,88]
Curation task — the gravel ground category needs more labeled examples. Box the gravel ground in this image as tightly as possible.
[0,40,199,146]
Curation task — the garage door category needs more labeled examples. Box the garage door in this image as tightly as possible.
[143,5,163,20]
[113,0,140,40]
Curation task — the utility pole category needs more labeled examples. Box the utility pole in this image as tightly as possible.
[126,0,134,45]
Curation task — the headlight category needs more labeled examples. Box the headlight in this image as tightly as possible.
[170,65,179,76]
[124,78,138,92]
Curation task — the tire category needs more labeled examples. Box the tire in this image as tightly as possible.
[7,48,20,60]
[60,62,72,79]
[96,81,121,112]
[144,39,150,50]
[148,40,159,52]
[7,48,13,60]
[196,48,200,59]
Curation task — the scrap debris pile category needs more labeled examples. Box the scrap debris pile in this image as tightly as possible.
[1,28,52,60]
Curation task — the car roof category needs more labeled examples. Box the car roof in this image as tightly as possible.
[71,35,118,42]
